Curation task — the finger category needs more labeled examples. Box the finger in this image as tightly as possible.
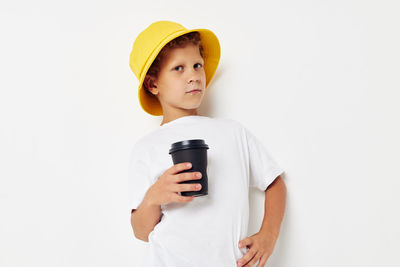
[170,162,192,175]
[174,193,195,203]
[239,237,252,248]
[177,171,202,183]
[176,182,202,192]
[237,249,256,267]
[243,251,261,267]
[257,253,269,267]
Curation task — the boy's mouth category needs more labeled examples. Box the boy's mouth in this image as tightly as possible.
[186,89,202,93]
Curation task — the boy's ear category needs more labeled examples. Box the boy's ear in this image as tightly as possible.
[143,74,158,95]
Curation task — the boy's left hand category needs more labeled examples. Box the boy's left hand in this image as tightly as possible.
[237,231,278,267]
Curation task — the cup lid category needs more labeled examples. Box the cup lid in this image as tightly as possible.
[169,139,209,154]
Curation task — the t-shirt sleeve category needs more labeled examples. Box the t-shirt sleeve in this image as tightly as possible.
[128,142,152,212]
[242,125,285,191]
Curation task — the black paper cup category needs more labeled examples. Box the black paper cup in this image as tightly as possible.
[169,139,209,197]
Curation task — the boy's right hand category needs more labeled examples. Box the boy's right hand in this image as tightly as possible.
[145,162,203,206]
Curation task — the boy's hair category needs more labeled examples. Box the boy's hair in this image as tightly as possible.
[143,31,204,97]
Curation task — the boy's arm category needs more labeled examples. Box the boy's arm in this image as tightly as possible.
[259,175,287,241]
[131,189,162,242]
[237,176,286,267]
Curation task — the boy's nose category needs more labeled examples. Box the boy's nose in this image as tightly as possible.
[189,79,200,84]
[188,69,202,83]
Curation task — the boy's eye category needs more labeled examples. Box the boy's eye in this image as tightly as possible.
[174,63,203,71]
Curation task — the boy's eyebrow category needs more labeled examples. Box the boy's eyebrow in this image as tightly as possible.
[170,58,205,67]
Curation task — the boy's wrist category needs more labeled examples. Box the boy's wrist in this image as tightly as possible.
[144,188,160,207]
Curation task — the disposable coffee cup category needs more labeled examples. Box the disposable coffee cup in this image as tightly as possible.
[169,139,209,197]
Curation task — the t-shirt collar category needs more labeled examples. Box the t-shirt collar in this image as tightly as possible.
[159,115,209,128]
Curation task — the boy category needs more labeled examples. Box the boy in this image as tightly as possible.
[128,20,287,267]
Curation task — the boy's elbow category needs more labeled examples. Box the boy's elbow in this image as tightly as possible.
[134,232,149,242]
[131,224,150,242]
[131,211,150,242]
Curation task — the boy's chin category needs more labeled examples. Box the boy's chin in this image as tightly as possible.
[180,102,203,110]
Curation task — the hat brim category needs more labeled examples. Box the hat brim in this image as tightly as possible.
[137,28,221,116]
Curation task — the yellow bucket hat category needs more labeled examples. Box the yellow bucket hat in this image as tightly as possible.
[129,20,221,116]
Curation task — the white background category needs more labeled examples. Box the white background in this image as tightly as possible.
[1,0,399,266]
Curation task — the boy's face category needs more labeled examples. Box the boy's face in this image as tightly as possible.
[147,43,206,118]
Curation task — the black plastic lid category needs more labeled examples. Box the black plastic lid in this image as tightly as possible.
[169,139,209,154]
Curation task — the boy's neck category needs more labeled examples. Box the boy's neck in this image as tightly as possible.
[160,110,200,126]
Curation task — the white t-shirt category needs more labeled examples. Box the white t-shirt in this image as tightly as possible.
[128,115,284,267]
